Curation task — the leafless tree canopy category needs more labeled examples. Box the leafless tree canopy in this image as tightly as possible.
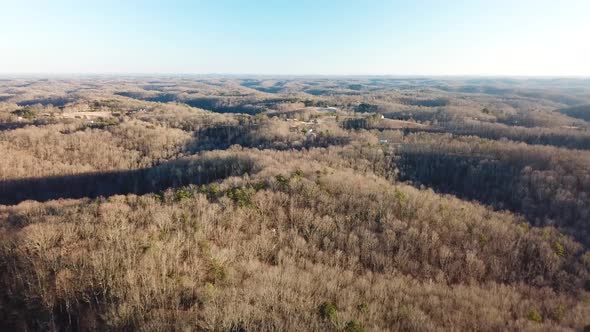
[1,76,590,331]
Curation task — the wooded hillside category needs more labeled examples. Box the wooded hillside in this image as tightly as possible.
[1,77,589,331]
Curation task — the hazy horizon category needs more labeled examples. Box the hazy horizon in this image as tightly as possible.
[2,0,590,76]
[2,73,590,78]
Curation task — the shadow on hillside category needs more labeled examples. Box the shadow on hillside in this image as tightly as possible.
[184,123,352,153]
[0,155,257,205]
[0,169,149,205]
[0,122,29,131]
[397,150,590,246]
[18,97,74,107]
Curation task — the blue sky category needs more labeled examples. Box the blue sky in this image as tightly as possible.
[1,0,589,75]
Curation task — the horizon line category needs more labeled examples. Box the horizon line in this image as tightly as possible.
[1,73,590,79]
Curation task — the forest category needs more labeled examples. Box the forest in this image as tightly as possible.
[1,76,590,331]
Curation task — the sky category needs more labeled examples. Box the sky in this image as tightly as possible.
[1,0,589,76]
